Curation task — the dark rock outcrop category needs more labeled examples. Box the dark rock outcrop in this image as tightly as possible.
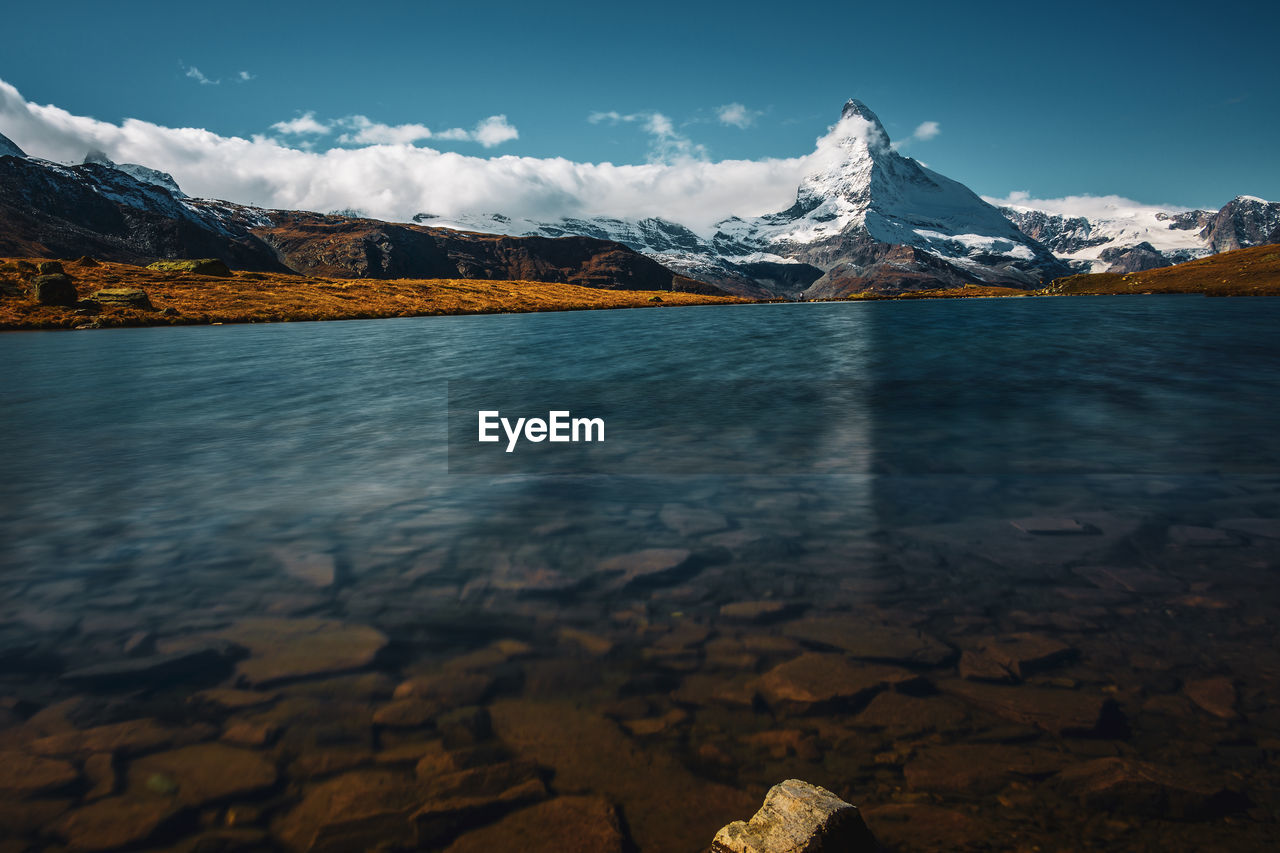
[1099,241,1171,273]
[0,131,26,159]
[0,157,287,271]
[1202,196,1280,253]
[253,213,720,293]
[1001,207,1111,256]
[32,272,77,305]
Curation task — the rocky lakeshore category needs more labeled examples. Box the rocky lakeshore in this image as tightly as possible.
[5,244,1279,332]
[2,472,1279,851]
[0,257,743,331]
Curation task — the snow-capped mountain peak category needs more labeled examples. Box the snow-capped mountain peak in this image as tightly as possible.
[415,98,1069,296]
[789,99,892,215]
[83,149,187,198]
[710,99,1065,294]
[406,98,1275,295]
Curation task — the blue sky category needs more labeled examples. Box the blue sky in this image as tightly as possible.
[2,0,1276,214]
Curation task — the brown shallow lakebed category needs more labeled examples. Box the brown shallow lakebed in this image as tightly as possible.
[1,295,1278,851]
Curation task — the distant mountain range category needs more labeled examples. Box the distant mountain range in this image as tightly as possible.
[2,100,1277,297]
[417,101,1280,295]
[0,133,719,296]
[419,100,1072,297]
[999,196,1280,274]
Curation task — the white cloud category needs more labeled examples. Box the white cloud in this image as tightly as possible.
[337,116,434,146]
[469,115,519,148]
[237,71,255,83]
[268,112,517,149]
[589,110,706,162]
[890,119,940,150]
[271,112,329,136]
[0,78,871,233]
[984,191,1194,220]
[183,66,218,86]
[716,103,761,129]
[912,120,940,141]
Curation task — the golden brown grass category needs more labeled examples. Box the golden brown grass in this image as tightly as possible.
[0,258,747,331]
[837,245,1280,300]
[841,283,1032,300]
[1041,244,1280,296]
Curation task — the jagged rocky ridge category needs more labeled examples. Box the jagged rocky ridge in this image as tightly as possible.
[0,139,723,295]
[1000,196,1280,274]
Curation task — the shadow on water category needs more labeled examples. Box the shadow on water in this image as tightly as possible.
[1,297,1279,850]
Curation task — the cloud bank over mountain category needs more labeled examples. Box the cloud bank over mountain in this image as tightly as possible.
[984,190,1194,221]
[0,79,818,233]
[3,79,1179,236]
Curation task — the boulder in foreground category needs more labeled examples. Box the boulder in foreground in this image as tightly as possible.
[91,287,153,309]
[32,273,77,305]
[711,778,879,853]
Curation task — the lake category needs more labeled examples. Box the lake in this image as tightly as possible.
[2,296,1278,851]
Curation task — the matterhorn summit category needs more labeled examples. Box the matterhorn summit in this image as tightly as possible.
[712,99,1070,296]
[419,99,1071,296]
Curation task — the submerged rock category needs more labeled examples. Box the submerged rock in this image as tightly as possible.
[272,547,337,588]
[373,698,440,729]
[273,768,421,852]
[1217,518,1280,540]
[851,691,970,737]
[659,505,729,536]
[1072,565,1181,595]
[959,633,1074,683]
[1184,676,1238,720]
[941,680,1126,737]
[83,752,117,801]
[412,759,548,847]
[54,796,180,852]
[394,672,495,708]
[0,751,79,797]
[127,743,278,807]
[206,617,388,687]
[711,778,879,853]
[757,653,918,715]
[904,743,1072,794]
[782,616,953,666]
[859,803,986,851]
[443,795,628,853]
[1057,757,1245,819]
[29,718,213,760]
[60,645,235,690]
[1009,517,1099,535]
[597,548,695,589]
[720,601,792,623]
